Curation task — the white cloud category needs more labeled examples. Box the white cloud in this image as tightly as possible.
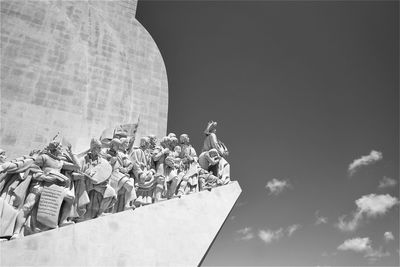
[355,194,398,217]
[258,224,301,244]
[338,237,371,252]
[378,176,397,189]
[315,210,328,225]
[236,227,254,241]
[258,228,284,244]
[287,224,301,236]
[338,237,390,263]
[384,232,394,242]
[336,194,398,232]
[348,150,383,176]
[265,178,291,195]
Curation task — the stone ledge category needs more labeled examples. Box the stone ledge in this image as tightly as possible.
[0,181,241,266]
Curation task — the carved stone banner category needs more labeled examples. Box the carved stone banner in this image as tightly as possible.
[36,184,66,228]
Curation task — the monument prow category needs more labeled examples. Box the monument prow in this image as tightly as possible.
[0,181,241,266]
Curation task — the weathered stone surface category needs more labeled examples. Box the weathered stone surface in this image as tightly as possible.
[0,181,241,266]
[1,0,168,158]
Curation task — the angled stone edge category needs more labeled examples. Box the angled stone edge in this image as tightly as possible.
[0,181,242,266]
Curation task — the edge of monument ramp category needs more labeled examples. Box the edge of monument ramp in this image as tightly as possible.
[0,181,241,266]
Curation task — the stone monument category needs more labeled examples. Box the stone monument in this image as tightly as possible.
[0,1,240,265]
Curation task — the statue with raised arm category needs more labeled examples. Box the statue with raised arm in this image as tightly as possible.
[202,121,230,185]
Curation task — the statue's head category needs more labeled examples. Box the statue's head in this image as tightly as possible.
[147,134,158,149]
[174,145,182,154]
[167,133,176,139]
[90,138,102,155]
[110,138,122,151]
[169,136,178,150]
[0,149,7,163]
[160,136,170,149]
[47,140,62,156]
[140,136,150,150]
[179,134,190,145]
[204,121,217,135]
[120,138,130,151]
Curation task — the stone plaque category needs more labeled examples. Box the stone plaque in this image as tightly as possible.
[36,184,66,228]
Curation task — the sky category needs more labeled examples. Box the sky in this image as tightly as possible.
[136,1,399,266]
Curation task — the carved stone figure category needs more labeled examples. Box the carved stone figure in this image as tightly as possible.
[0,149,7,164]
[151,136,171,201]
[202,121,230,185]
[198,148,220,172]
[0,152,39,238]
[202,121,229,157]
[10,141,78,239]
[131,137,156,205]
[174,134,199,196]
[76,139,115,220]
[105,139,136,212]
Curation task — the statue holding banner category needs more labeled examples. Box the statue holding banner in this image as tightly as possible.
[9,141,78,239]
[0,119,233,241]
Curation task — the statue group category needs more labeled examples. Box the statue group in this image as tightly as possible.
[0,121,230,240]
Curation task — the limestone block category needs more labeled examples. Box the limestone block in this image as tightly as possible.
[0,0,168,158]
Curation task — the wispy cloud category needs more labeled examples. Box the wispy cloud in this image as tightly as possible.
[265,178,291,195]
[348,150,383,176]
[378,176,397,189]
[287,224,301,236]
[258,224,301,244]
[315,210,328,225]
[337,237,390,263]
[338,237,371,252]
[337,213,363,232]
[384,232,394,242]
[365,248,390,264]
[336,194,398,232]
[258,228,284,244]
[236,227,254,241]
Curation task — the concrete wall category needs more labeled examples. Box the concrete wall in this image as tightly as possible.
[1,0,168,158]
[0,181,242,266]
